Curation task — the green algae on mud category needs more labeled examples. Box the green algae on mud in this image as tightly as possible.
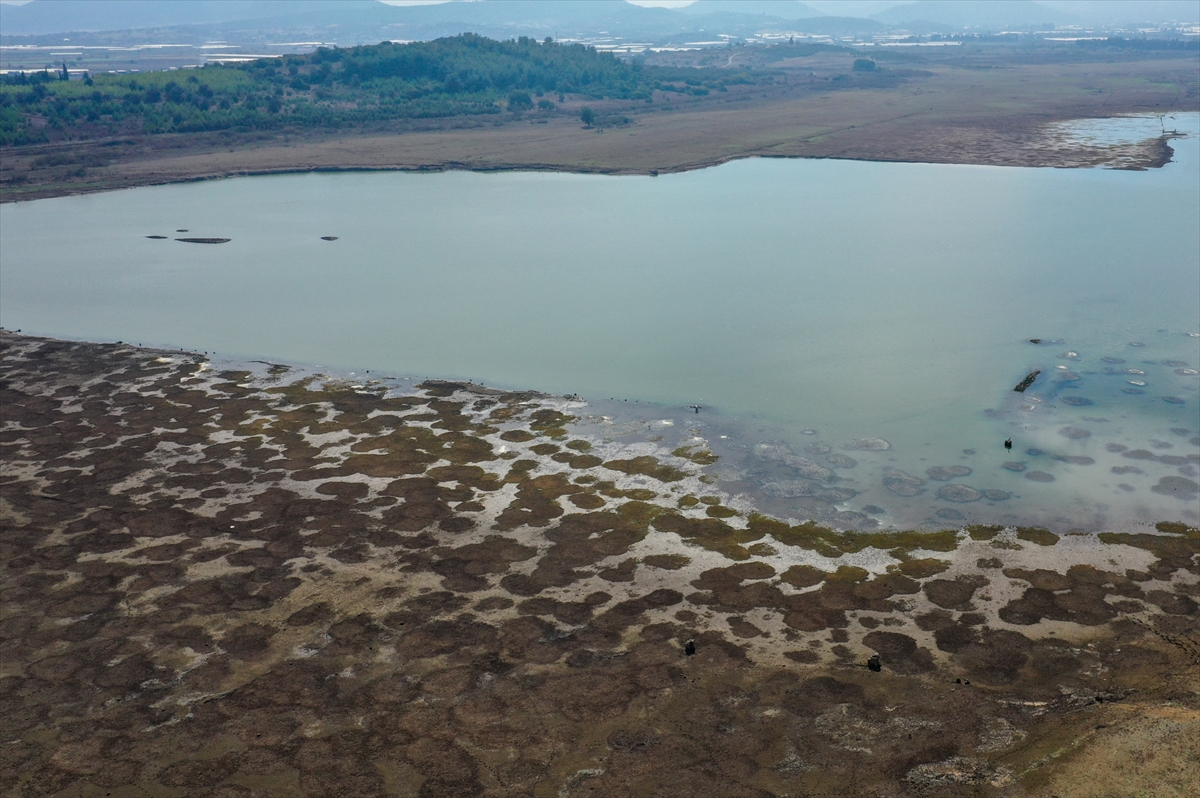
[2,332,1198,797]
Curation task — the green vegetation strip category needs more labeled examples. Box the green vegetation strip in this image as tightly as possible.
[1,34,760,146]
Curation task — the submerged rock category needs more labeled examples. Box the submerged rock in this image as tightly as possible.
[843,438,891,451]
[1150,476,1200,498]
[753,443,834,480]
[882,468,925,497]
[759,481,856,503]
[1002,462,1026,472]
[1013,371,1041,392]
[1025,471,1056,483]
[926,466,972,481]
[805,443,832,455]
[825,453,857,469]
[1053,455,1095,465]
[1059,426,1091,439]
[983,490,1012,501]
[1101,357,1126,364]
[937,484,982,503]
[1060,396,1093,406]
[936,508,965,520]
[1163,396,1185,404]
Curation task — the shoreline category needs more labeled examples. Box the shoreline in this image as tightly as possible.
[3,330,1198,795]
[4,330,1199,795]
[0,129,1180,205]
[2,86,1192,202]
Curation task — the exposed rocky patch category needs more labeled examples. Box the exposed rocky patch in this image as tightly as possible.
[2,332,1197,797]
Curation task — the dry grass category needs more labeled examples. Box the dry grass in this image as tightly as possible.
[1,53,1196,201]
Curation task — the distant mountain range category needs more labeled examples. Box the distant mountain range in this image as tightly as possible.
[1,0,1196,39]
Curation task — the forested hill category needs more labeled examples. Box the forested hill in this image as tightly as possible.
[0,34,754,146]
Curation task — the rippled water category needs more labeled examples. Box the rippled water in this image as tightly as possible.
[2,114,1197,530]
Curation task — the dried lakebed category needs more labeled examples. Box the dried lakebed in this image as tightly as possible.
[1,332,1198,798]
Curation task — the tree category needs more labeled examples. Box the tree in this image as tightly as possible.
[59,62,69,81]
[508,90,533,111]
[853,59,876,72]
[580,106,595,127]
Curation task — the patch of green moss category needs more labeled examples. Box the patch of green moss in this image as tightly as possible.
[678,496,700,509]
[892,558,951,579]
[1016,527,1059,547]
[1155,521,1198,537]
[499,429,536,443]
[569,493,606,510]
[1099,531,1199,556]
[616,500,665,530]
[643,553,691,570]
[760,519,959,560]
[966,524,1005,541]
[426,465,503,492]
[506,459,539,477]
[489,406,526,422]
[603,456,688,483]
[532,443,560,456]
[770,521,844,559]
[530,408,574,432]
[706,505,738,519]
[746,542,777,557]
[826,565,871,584]
[699,496,721,506]
[673,445,719,466]
[624,488,658,501]
[435,432,496,464]
[565,440,592,452]
[780,564,826,588]
[569,455,603,469]
[651,512,764,561]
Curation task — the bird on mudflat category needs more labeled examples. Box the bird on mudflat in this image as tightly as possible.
[1004,438,1013,450]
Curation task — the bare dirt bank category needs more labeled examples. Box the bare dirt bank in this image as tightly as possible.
[2,56,1196,202]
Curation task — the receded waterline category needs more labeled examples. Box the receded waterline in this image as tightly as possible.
[2,114,1197,530]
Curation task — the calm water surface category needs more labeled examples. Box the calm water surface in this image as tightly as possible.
[3,114,1198,530]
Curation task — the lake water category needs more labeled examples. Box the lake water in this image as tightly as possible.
[2,114,1198,531]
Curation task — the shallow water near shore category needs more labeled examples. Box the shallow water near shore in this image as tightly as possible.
[2,114,1197,530]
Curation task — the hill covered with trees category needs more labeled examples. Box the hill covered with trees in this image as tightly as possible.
[0,34,755,146]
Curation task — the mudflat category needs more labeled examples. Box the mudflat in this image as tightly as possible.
[2,50,1197,202]
[3,331,1197,796]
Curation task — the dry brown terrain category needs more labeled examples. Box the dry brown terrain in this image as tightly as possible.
[2,51,1197,202]
[2,332,1198,797]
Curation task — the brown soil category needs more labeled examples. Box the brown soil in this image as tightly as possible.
[2,331,1198,796]
[1,53,1196,203]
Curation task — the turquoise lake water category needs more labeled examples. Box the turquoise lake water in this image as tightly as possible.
[2,114,1197,531]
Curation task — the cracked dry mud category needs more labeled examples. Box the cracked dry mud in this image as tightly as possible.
[2,332,1198,797]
